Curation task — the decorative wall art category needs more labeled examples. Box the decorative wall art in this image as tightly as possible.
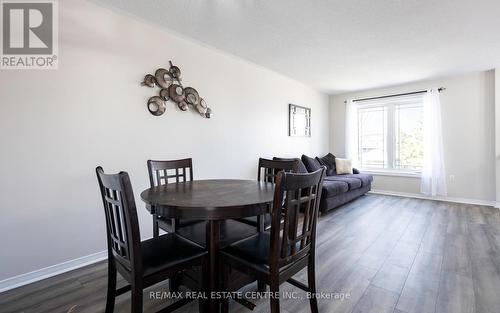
[289,104,311,137]
[141,61,212,118]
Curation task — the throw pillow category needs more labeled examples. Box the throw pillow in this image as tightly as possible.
[301,154,322,172]
[316,153,336,176]
[335,158,353,175]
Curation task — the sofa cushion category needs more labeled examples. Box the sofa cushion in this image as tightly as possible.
[325,176,362,190]
[316,153,336,176]
[301,154,322,172]
[341,174,374,187]
[321,180,349,197]
[273,157,308,174]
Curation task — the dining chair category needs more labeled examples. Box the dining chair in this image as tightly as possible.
[219,167,326,313]
[147,158,202,236]
[236,158,300,231]
[96,167,207,313]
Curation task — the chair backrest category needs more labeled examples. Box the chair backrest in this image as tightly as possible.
[147,158,194,187]
[96,167,141,271]
[257,158,299,183]
[273,157,308,174]
[269,167,325,269]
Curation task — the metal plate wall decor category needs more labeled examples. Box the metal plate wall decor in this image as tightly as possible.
[168,84,185,103]
[141,60,212,118]
[159,88,169,101]
[141,74,156,88]
[169,65,181,79]
[154,68,171,89]
[184,87,199,105]
[148,96,166,116]
[205,107,212,118]
[196,98,208,115]
[177,101,188,111]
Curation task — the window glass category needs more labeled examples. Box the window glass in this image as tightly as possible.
[358,106,387,169]
[355,95,424,172]
[395,104,424,170]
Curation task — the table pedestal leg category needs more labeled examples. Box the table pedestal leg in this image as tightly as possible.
[206,220,220,313]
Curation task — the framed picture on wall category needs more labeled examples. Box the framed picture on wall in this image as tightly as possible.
[289,104,311,137]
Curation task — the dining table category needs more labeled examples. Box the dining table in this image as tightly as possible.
[140,179,275,312]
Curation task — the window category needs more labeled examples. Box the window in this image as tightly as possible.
[356,94,424,172]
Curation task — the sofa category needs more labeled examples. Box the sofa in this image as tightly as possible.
[274,153,373,213]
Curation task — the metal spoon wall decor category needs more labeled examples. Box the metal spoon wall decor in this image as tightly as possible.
[141,61,212,118]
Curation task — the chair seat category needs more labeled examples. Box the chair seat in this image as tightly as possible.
[220,232,296,274]
[221,232,299,274]
[220,231,308,271]
[141,234,206,276]
[221,232,271,267]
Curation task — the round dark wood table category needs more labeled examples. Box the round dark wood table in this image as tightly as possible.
[140,179,275,312]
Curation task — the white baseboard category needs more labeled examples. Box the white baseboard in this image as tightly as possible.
[369,189,497,207]
[0,250,107,293]
[496,202,500,209]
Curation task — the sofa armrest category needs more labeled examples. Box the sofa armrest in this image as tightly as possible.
[353,168,360,174]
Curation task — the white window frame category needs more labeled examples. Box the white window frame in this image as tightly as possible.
[356,94,424,177]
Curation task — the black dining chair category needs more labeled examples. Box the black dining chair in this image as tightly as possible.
[147,158,203,236]
[236,158,300,231]
[219,167,326,313]
[96,167,207,313]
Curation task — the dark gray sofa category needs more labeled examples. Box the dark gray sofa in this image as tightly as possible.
[275,154,373,213]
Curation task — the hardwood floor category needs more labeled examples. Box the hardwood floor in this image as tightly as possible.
[2,194,500,313]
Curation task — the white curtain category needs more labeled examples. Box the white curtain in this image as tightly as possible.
[345,99,359,167]
[420,89,447,196]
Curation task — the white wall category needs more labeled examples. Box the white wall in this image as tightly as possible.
[0,0,329,281]
[496,69,500,208]
[330,71,496,203]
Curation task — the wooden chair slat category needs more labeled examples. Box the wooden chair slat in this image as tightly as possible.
[147,158,197,235]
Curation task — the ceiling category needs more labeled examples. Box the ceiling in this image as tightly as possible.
[94,0,500,94]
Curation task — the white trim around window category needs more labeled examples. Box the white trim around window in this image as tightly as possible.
[360,169,421,178]
[352,93,425,173]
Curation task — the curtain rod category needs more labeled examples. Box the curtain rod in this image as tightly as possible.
[344,87,445,103]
